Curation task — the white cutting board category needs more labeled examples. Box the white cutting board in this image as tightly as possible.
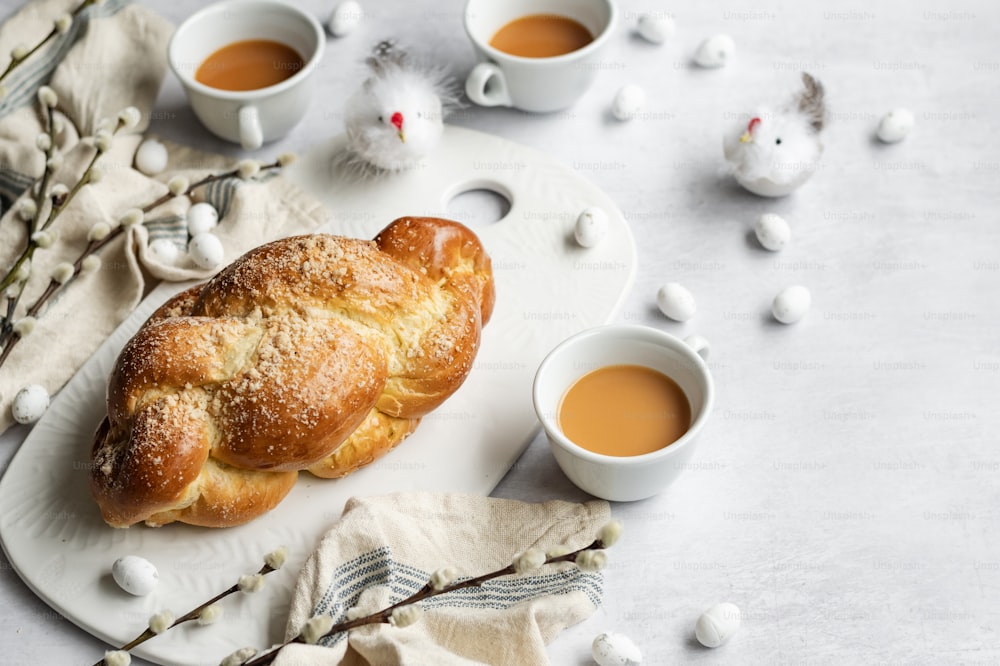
[0,126,635,665]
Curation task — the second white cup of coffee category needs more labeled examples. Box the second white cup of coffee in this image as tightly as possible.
[464,0,618,113]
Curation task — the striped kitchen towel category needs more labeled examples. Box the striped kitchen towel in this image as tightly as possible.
[277,492,611,666]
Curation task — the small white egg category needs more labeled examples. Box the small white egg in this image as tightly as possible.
[636,13,674,44]
[693,34,735,68]
[12,384,50,424]
[327,0,363,37]
[188,232,225,270]
[876,108,915,143]
[187,202,219,236]
[574,206,608,248]
[696,602,741,648]
[657,282,696,322]
[592,631,643,666]
[611,84,646,121]
[771,285,811,324]
[754,213,791,251]
[148,238,181,266]
[112,555,159,596]
[134,139,168,176]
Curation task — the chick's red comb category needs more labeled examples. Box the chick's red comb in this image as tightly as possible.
[390,112,404,130]
[747,117,761,134]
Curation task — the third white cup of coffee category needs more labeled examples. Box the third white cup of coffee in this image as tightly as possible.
[464,0,618,113]
[533,325,714,502]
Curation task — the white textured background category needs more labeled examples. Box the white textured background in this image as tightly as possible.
[1,0,998,664]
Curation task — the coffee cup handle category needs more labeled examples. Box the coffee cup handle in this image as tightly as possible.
[465,62,512,107]
[684,334,711,361]
[238,105,263,151]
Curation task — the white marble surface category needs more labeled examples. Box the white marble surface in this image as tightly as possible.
[2,0,999,664]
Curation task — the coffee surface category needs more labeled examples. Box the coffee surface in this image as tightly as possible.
[196,39,304,91]
[489,14,593,58]
[558,364,691,457]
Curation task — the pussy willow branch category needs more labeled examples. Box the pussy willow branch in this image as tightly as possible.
[30,105,58,234]
[91,564,279,666]
[240,538,609,666]
[0,0,98,86]
[0,160,284,370]
[0,116,119,353]
[0,131,105,296]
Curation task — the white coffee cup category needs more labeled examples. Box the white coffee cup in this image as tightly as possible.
[532,325,714,502]
[464,0,618,113]
[167,0,325,150]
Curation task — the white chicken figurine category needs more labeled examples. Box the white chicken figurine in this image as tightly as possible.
[723,73,827,197]
[342,41,456,175]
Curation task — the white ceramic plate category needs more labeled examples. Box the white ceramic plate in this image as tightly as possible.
[0,126,635,665]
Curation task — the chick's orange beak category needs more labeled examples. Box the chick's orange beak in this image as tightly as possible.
[390,111,405,143]
[740,116,761,143]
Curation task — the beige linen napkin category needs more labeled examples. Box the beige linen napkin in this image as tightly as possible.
[276,493,611,666]
[0,0,329,433]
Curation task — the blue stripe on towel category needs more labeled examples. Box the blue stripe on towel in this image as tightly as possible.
[308,546,604,647]
[144,215,187,247]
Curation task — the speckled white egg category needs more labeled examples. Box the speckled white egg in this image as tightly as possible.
[574,206,608,248]
[611,85,646,121]
[187,202,219,236]
[188,232,225,270]
[657,282,696,322]
[636,13,674,44]
[695,602,741,648]
[876,108,915,143]
[592,631,643,666]
[148,238,181,266]
[771,285,811,324]
[754,213,791,251]
[112,555,159,596]
[327,0,363,37]
[134,139,168,176]
[693,34,735,68]
[12,384,50,424]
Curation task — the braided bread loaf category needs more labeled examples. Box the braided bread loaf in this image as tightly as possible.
[91,217,494,528]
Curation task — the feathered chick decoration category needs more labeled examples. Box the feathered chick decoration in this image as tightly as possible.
[723,72,827,197]
[342,41,458,175]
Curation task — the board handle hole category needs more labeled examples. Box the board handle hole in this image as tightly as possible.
[445,182,512,227]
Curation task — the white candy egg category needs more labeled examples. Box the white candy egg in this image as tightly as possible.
[696,602,741,648]
[327,0,363,37]
[611,85,646,121]
[754,213,791,251]
[12,384,50,424]
[592,631,643,666]
[636,13,674,44]
[134,139,168,175]
[574,206,608,248]
[148,238,181,266]
[112,555,159,596]
[693,34,735,68]
[771,285,811,324]
[657,282,696,322]
[188,232,225,270]
[187,202,219,236]
[877,108,915,143]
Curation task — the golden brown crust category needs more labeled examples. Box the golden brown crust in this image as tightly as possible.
[307,408,420,479]
[91,217,493,528]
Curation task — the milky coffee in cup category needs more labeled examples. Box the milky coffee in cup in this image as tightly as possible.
[464,0,617,112]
